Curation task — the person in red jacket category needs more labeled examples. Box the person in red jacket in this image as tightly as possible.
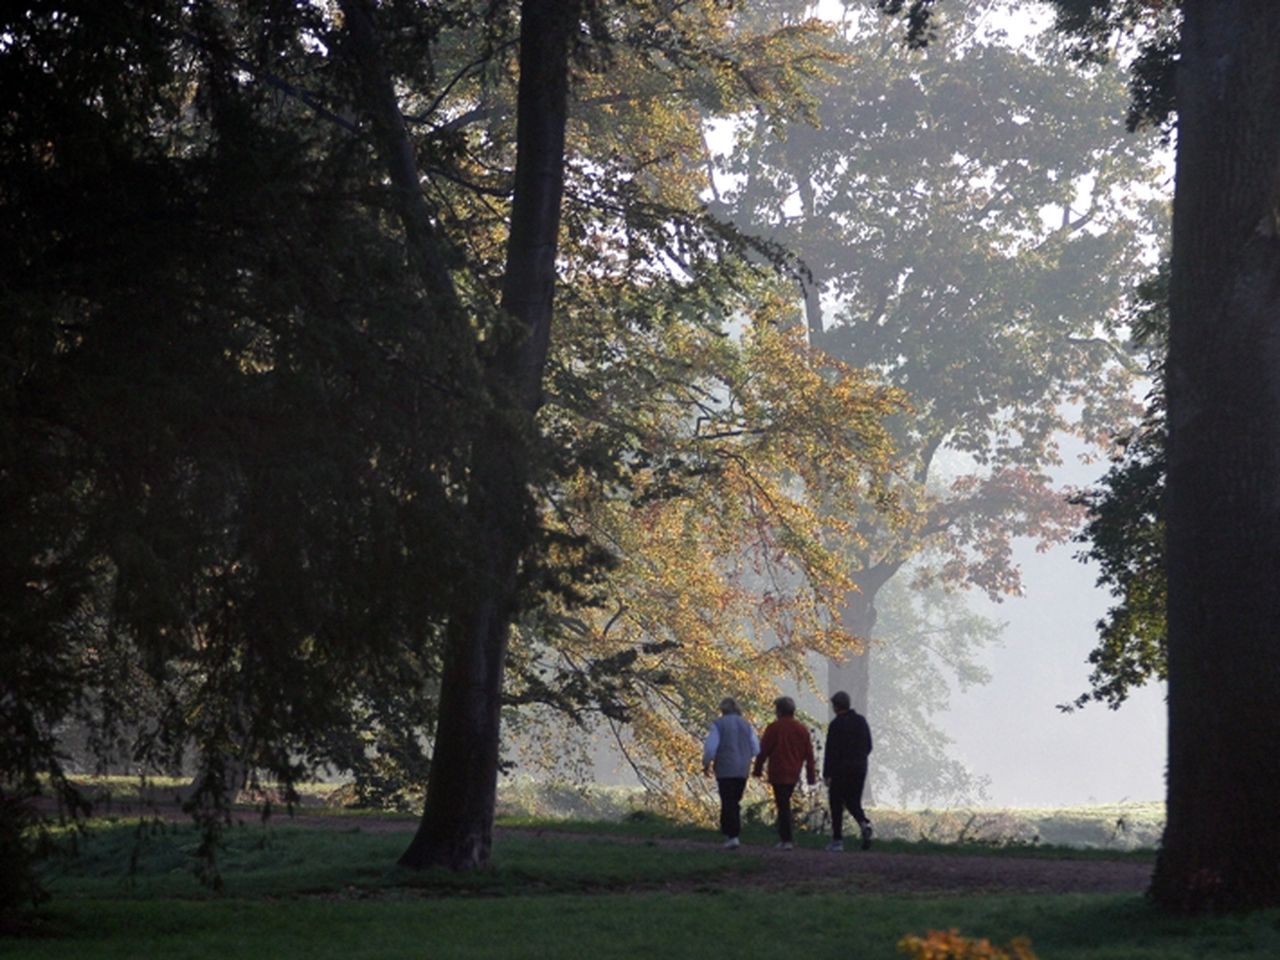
[752,696,817,849]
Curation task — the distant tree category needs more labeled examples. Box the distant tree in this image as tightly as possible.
[718,0,1165,792]
[867,576,999,805]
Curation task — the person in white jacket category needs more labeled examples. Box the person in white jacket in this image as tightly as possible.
[702,697,760,848]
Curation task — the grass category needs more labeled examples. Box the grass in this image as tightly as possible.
[498,785,1167,851]
[9,887,1280,960]
[13,802,1276,960]
[33,818,757,900]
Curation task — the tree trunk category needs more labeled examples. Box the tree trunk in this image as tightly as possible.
[826,560,900,718]
[828,580,887,805]
[397,0,580,871]
[1151,0,1280,913]
[177,757,249,809]
[828,588,874,716]
[396,463,520,870]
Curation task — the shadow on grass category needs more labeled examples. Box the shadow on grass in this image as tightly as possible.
[36,817,760,902]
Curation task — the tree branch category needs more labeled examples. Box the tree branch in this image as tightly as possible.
[339,0,468,325]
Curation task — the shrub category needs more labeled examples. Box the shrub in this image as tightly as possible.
[898,928,1038,960]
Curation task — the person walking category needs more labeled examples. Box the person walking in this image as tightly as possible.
[752,696,816,850]
[702,697,759,849]
[824,690,873,851]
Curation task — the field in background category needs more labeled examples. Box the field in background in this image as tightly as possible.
[864,803,1165,851]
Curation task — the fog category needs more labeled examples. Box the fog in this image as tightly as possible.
[945,534,1167,808]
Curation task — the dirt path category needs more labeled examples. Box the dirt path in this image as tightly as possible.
[490,825,1154,896]
[63,799,1155,896]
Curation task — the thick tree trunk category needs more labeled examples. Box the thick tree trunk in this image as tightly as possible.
[397,0,579,871]
[828,578,891,806]
[828,589,874,716]
[826,564,898,716]
[1150,0,1280,913]
[396,455,521,869]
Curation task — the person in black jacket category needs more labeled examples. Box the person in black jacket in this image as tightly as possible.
[823,690,873,851]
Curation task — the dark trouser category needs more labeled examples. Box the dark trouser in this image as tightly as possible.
[829,767,868,841]
[717,777,747,838]
[772,782,796,843]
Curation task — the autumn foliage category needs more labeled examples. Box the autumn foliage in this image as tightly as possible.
[898,929,1038,960]
[511,312,905,817]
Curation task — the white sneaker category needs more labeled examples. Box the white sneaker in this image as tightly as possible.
[826,840,844,852]
[722,837,740,849]
[775,842,794,850]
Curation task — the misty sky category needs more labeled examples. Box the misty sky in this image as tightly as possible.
[943,451,1167,808]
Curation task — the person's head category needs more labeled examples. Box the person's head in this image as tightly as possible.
[774,696,796,718]
[830,691,851,713]
[719,697,741,716]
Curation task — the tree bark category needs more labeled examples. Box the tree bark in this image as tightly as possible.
[826,563,898,716]
[396,0,579,871]
[1151,0,1280,913]
[828,589,874,716]
[811,265,885,764]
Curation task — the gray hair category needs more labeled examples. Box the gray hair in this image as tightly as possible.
[774,696,796,717]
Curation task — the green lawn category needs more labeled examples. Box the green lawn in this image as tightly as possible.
[6,817,1279,960]
[33,819,758,899]
[10,889,1280,960]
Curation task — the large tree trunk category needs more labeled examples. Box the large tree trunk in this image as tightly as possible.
[397,0,580,871]
[828,588,873,715]
[1150,0,1280,913]
[395,445,521,870]
[827,581,886,806]
[827,564,899,808]
[826,564,898,715]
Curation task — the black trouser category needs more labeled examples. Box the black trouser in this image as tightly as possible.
[829,767,868,841]
[771,782,796,843]
[717,777,747,838]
